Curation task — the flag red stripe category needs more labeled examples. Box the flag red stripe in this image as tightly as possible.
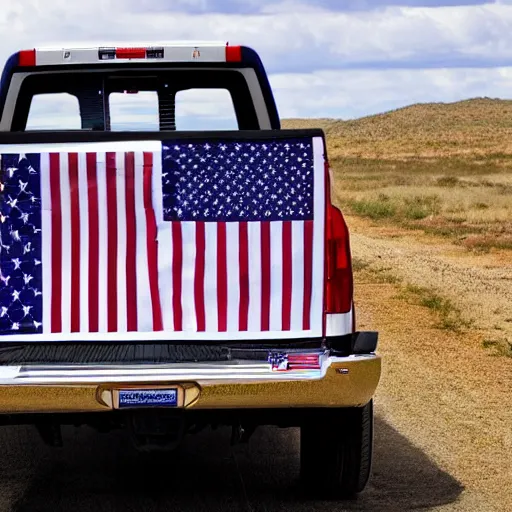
[106,152,118,332]
[68,153,80,333]
[194,223,206,332]
[86,153,99,332]
[143,153,163,331]
[261,221,271,331]
[217,222,228,332]
[49,153,62,333]
[303,220,314,330]
[238,222,249,331]
[125,152,138,332]
[282,221,292,330]
[172,221,183,331]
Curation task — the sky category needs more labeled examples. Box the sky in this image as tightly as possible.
[2,0,512,126]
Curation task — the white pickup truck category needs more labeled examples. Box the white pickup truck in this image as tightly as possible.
[0,42,380,497]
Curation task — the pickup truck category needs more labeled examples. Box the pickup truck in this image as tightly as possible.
[0,42,380,497]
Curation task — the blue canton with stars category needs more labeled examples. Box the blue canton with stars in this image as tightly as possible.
[162,139,314,222]
[0,154,43,335]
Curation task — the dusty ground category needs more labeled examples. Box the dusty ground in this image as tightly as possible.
[350,214,512,511]
[0,215,510,511]
[349,215,512,343]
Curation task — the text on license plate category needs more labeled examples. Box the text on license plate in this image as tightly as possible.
[118,388,178,408]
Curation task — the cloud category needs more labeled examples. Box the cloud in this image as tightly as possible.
[1,0,511,121]
[1,1,512,75]
[270,67,512,119]
[127,0,491,14]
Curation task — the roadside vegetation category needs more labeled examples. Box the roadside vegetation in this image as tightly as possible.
[352,256,512,356]
[284,98,512,253]
[352,258,471,332]
[285,99,511,355]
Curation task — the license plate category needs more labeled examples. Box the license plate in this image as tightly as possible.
[118,388,178,408]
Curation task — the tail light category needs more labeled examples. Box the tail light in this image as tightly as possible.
[325,177,353,315]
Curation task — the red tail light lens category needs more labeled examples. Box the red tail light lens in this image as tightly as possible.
[18,49,36,67]
[116,48,146,59]
[326,204,353,314]
[226,45,242,62]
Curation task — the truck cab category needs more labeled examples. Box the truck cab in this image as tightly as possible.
[0,42,380,498]
[0,42,278,132]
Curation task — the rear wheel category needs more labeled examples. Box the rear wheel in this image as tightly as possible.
[300,400,373,498]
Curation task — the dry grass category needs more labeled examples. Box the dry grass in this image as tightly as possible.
[397,284,472,332]
[284,97,512,159]
[354,261,470,332]
[482,338,512,357]
[283,98,512,252]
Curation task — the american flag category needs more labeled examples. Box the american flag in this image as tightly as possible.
[0,137,325,341]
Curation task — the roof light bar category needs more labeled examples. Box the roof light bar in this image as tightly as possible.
[15,43,241,66]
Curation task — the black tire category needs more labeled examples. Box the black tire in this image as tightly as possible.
[300,400,373,498]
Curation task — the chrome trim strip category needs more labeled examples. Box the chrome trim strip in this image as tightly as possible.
[0,354,377,385]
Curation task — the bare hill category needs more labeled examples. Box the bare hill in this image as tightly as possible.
[282,98,512,159]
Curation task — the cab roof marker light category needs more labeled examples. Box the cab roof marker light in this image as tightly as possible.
[98,47,164,60]
[116,47,148,59]
[226,45,242,62]
[18,49,36,67]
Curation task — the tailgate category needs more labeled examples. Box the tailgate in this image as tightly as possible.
[0,131,327,343]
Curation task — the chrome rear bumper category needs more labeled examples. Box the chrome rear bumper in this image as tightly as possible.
[0,353,381,414]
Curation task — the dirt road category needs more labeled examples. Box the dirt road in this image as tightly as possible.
[350,216,512,511]
[0,216,510,511]
[348,216,512,341]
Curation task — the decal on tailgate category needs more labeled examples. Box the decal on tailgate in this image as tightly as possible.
[0,137,325,341]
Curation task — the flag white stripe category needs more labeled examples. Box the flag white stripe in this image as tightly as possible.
[180,221,197,332]
[247,221,262,332]
[115,152,127,332]
[40,153,52,334]
[78,153,89,332]
[269,221,283,331]
[311,137,326,335]
[96,153,108,333]
[204,222,218,331]
[59,154,72,334]
[134,152,153,331]
[226,222,240,332]
[152,153,174,331]
[290,221,305,331]
[158,223,174,331]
